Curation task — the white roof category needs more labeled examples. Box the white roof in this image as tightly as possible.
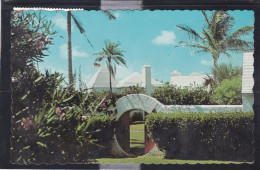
[242,52,254,94]
[118,72,163,88]
[87,66,118,89]
[170,72,206,87]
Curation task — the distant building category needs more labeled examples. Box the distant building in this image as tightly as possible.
[170,70,208,87]
[87,65,163,94]
[87,52,254,111]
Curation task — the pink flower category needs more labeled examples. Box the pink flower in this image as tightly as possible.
[55,107,61,115]
[81,116,87,121]
[100,103,106,107]
[21,117,33,129]
[37,41,45,50]
[59,112,65,121]
[55,107,65,121]
[38,33,43,38]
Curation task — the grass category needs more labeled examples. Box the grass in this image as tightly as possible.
[93,155,252,164]
[130,121,145,155]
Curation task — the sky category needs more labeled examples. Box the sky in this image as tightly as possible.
[36,10,254,85]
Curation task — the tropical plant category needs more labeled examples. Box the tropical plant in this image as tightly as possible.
[94,40,126,94]
[204,63,242,90]
[11,11,56,73]
[212,76,242,105]
[66,11,116,88]
[176,10,253,68]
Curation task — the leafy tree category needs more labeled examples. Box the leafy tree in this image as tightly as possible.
[212,76,242,105]
[176,10,253,68]
[66,11,116,88]
[94,40,126,94]
[204,63,242,90]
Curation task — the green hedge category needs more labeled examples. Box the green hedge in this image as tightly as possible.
[151,84,212,105]
[146,111,253,161]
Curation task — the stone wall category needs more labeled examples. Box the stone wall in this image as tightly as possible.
[115,94,247,118]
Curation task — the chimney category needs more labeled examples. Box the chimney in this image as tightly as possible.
[142,65,152,95]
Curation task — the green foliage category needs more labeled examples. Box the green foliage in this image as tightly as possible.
[176,10,253,67]
[204,63,242,90]
[11,11,56,73]
[146,111,253,161]
[151,84,212,105]
[213,77,242,105]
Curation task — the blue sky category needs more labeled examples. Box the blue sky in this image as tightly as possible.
[37,10,254,84]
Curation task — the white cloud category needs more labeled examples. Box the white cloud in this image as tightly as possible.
[114,13,120,19]
[59,44,89,59]
[152,30,176,45]
[201,59,213,66]
[52,13,74,31]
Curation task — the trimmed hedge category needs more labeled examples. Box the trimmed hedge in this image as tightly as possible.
[146,111,253,161]
[151,84,212,105]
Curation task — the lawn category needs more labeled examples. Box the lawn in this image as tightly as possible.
[130,121,145,155]
[93,156,252,164]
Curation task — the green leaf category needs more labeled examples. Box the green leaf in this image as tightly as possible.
[63,95,75,103]
[23,145,31,150]
[21,91,30,100]
[36,141,47,148]
[34,76,43,83]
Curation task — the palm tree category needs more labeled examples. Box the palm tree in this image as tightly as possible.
[67,10,116,88]
[176,10,253,68]
[94,40,126,94]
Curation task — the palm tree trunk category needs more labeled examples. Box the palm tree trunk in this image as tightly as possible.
[67,11,73,88]
[213,54,219,69]
[109,64,112,95]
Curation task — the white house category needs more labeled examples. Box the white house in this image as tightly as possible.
[87,65,163,94]
[87,52,254,111]
[87,66,118,92]
[170,71,208,87]
[242,52,254,112]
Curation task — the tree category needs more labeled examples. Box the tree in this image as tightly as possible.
[176,10,253,68]
[204,63,242,90]
[94,40,126,94]
[66,11,116,88]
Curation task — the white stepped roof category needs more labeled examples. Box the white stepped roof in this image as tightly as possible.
[118,72,163,88]
[242,52,254,94]
[87,66,118,89]
[170,72,206,87]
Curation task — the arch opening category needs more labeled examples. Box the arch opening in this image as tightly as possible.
[115,109,156,156]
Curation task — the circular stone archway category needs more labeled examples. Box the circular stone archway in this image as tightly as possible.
[113,94,165,156]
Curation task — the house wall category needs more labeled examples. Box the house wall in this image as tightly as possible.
[242,93,254,112]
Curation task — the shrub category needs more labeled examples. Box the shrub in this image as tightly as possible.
[213,76,242,105]
[151,84,212,105]
[146,111,253,161]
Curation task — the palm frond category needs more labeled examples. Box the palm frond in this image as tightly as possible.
[94,56,105,62]
[176,25,203,41]
[228,26,254,39]
[103,10,116,20]
[70,13,85,34]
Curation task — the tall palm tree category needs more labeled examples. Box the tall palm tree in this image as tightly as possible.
[176,10,253,68]
[94,40,126,94]
[67,10,116,88]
